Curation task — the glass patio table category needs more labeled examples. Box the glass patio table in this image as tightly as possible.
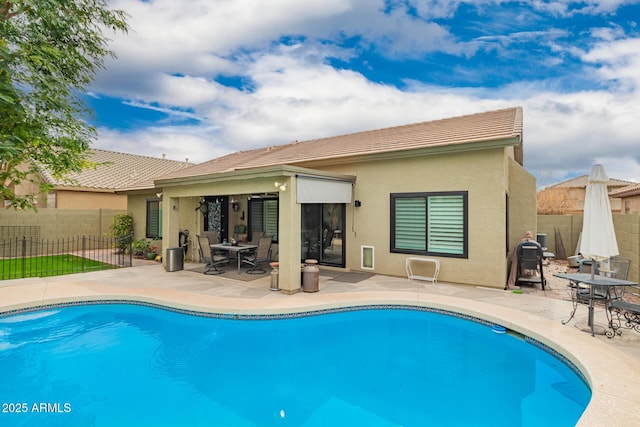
[210,243,258,274]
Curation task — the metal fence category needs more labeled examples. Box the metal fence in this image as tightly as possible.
[0,235,132,281]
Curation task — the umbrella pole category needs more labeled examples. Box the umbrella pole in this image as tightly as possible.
[588,257,596,333]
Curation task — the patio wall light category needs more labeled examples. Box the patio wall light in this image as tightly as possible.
[274,181,287,191]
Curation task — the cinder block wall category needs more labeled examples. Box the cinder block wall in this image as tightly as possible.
[0,209,127,241]
[614,213,640,284]
[538,213,640,283]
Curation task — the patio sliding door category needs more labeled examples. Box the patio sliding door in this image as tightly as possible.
[301,203,345,267]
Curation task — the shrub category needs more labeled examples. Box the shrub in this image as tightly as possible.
[110,213,134,252]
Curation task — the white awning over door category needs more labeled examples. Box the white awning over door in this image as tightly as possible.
[296,175,353,204]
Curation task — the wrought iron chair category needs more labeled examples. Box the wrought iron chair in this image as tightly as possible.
[564,256,631,327]
[576,256,629,299]
[608,283,640,337]
[241,236,272,274]
[197,234,228,275]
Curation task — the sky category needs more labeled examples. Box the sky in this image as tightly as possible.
[87,0,640,188]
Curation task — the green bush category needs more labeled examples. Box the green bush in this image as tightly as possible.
[110,213,134,252]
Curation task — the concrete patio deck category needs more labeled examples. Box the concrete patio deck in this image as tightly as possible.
[1,260,639,426]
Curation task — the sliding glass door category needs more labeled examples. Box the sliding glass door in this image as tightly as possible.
[301,203,345,267]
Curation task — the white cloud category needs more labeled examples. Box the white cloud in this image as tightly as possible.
[94,126,227,164]
[530,0,636,16]
[582,37,640,90]
[90,0,640,187]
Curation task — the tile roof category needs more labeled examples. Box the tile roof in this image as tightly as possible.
[158,107,523,182]
[609,182,640,198]
[548,175,634,189]
[39,149,192,190]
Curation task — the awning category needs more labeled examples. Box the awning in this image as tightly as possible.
[296,174,353,204]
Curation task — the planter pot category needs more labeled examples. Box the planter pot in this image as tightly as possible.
[147,252,157,260]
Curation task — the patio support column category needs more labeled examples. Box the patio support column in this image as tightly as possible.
[276,177,302,294]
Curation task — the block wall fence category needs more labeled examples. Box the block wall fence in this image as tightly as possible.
[0,209,127,241]
[537,213,640,284]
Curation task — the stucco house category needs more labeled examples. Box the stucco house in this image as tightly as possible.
[6,149,191,209]
[124,107,536,293]
[537,174,634,215]
[610,183,640,214]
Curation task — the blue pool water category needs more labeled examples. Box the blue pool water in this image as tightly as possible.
[0,303,590,426]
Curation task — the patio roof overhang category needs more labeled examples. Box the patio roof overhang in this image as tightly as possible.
[154,164,356,189]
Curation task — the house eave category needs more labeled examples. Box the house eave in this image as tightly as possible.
[54,186,116,194]
[281,136,523,168]
[154,165,356,188]
[610,189,640,198]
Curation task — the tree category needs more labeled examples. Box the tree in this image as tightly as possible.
[0,0,128,209]
[536,187,570,215]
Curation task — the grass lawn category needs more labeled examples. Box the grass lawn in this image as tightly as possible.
[0,254,117,280]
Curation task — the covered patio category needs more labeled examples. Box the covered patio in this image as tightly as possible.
[157,165,355,293]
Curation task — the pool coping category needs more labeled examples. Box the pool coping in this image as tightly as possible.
[1,279,639,426]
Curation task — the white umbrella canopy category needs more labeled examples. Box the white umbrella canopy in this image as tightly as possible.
[579,164,619,262]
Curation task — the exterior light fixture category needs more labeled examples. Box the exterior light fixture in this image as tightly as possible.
[274,181,287,191]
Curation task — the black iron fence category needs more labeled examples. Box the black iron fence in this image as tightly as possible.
[0,235,133,281]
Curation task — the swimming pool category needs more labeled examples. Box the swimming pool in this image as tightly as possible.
[0,303,590,426]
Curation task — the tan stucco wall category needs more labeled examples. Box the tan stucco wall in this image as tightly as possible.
[127,194,151,241]
[55,190,127,210]
[317,148,529,288]
[508,158,538,251]
[621,196,640,214]
[138,146,534,291]
[11,163,47,208]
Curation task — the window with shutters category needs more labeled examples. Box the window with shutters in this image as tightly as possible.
[146,199,163,238]
[390,192,467,258]
[249,198,278,242]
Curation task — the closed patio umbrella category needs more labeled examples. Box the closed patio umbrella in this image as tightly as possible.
[577,164,619,333]
[579,164,619,267]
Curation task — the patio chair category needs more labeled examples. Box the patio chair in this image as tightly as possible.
[515,242,546,290]
[241,236,272,274]
[250,231,264,245]
[575,256,630,300]
[564,256,631,327]
[197,234,228,275]
[608,283,640,337]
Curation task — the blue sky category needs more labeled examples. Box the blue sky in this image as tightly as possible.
[89,0,640,187]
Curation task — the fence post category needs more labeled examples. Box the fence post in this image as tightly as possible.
[21,236,26,279]
[82,235,86,273]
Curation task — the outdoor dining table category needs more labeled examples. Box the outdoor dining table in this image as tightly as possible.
[553,272,637,336]
[210,243,258,274]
